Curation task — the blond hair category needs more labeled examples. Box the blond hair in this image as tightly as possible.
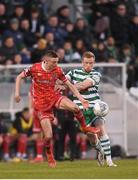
[82,51,95,60]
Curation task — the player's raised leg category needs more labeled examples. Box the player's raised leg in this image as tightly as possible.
[56,97,100,134]
[40,118,56,168]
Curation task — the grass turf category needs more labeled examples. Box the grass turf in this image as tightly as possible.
[0,159,138,179]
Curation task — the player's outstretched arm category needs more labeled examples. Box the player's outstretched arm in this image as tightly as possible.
[28,91,34,115]
[64,80,89,109]
[15,72,25,103]
[76,74,101,91]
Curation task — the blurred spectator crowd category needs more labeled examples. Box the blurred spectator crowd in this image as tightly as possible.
[0,0,138,88]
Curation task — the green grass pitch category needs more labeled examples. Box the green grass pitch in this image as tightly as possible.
[0,159,138,179]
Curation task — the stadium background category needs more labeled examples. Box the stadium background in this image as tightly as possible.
[0,0,138,176]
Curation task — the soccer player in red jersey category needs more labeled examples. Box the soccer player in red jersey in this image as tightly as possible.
[14,50,99,167]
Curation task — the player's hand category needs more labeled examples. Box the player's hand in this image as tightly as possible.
[29,108,33,116]
[81,99,89,109]
[15,95,21,103]
[55,84,66,92]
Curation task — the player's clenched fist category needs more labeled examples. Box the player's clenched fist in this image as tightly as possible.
[81,99,89,109]
[15,95,21,103]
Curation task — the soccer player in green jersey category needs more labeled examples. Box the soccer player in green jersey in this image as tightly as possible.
[66,51,117,167]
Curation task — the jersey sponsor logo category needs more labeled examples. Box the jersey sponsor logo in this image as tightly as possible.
[37,79,51,84]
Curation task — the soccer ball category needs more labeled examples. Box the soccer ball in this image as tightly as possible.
[93,101,109,117]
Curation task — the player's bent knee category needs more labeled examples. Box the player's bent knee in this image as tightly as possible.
[96,124,107,136]
[43,130,52,139]
[71,104,80,112]
[45,136,52,141]
[40,118,53,138]
[45,133,52,140]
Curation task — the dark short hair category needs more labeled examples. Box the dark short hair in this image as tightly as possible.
[123,44,131,50]
[57,5,69,14]
[44,50,59,58]
[4,35,13,40]
[48,15,57,20]
[15,5,24,9]
[31,7,39,13]
[22,107,29,113]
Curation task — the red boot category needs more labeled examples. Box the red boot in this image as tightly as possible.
[46,150,56,168]
[30,156,44,163]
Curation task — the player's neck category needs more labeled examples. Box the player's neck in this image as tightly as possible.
[82,68,91,73]
[42,61,52,72]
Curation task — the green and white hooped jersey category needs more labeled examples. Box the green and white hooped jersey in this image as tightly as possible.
[66,68,102,125]
[66,68,101,109]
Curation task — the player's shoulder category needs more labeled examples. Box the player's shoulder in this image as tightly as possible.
[55,66,62,73]
[91,69,101,77]
[32,62,42,71]
[54,66,65,76]
[70,68,82,74]
[56,66,61,70]
[33,62,41,68]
